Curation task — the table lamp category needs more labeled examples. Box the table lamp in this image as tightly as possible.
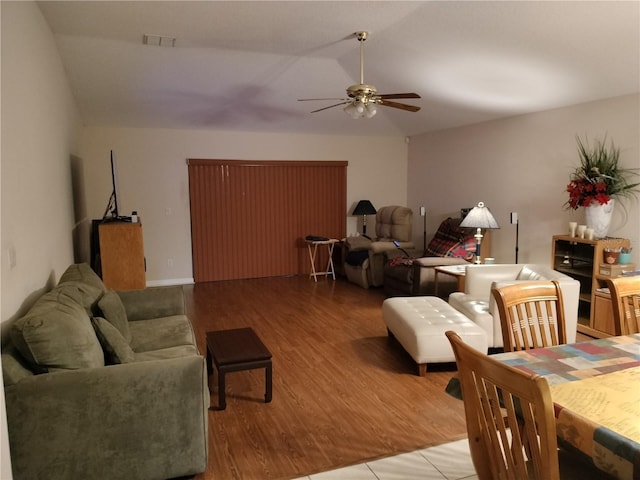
[352,200,377,238]
[460,201,499,264]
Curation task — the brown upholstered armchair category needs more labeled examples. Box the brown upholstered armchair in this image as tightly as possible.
[343,206,414,289]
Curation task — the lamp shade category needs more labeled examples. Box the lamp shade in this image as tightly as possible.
[353,200,377,216]
[460,202,500,229]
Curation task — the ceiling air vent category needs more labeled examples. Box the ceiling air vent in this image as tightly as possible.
[142,34,176,47]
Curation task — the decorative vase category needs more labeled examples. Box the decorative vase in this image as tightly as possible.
[584,199,614,239]
[618,252,632,265]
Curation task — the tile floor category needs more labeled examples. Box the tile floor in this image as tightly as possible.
[293,438,478,480]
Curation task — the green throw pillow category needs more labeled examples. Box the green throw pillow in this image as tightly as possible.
[58,264,106,314]
[10,286,105,372]
[97,290,131,343]
[91,317,135,364]
[58,263,106,293]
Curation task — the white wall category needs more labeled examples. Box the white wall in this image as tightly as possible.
[1,2,82,477]
[408,94,640,265]
[1,2,81,322]
[78,128,409,284]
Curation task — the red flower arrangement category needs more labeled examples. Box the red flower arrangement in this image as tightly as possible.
[565,135,639,210]
[566,178,611,209]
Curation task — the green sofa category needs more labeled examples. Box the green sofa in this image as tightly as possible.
[1,263,209,480]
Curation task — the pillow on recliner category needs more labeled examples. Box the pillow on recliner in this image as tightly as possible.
[346,250,369,266]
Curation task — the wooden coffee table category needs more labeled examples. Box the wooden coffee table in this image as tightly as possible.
[205,327,272,410]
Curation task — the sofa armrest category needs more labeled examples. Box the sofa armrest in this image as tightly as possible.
[369,241,414,255]
[117,285,185,321]
[344,236,372,251]
[5,355,209,480]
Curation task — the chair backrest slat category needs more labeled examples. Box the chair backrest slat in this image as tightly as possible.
[492,281,566,352]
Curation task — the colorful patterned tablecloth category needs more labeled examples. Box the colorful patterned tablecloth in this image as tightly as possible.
[493,334,640,384]
[491,334,640,480]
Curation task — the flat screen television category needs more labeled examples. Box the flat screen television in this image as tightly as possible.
[102,150,120,220]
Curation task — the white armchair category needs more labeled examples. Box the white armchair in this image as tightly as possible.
[448,264,580,348]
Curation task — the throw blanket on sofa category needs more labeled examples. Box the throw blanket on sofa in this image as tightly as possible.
[425,217,476,260]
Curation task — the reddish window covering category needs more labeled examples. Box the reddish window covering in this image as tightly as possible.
[188,159,347,282]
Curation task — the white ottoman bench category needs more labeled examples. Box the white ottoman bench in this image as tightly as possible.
[382,296,488,376]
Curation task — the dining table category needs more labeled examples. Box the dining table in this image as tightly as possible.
[447,333,640,479]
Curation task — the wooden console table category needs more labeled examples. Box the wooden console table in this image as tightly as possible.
[98,220,145,290]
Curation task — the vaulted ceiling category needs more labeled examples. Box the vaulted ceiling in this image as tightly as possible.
[38,1,640,137]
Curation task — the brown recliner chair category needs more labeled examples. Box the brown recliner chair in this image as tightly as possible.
[383,216,483,298]
[343,206,414,288]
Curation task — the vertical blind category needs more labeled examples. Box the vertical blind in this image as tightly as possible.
[188,159,347,282]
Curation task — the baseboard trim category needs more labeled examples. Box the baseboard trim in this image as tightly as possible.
[146,278,195,287]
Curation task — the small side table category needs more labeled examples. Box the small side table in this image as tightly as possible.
[205,327,272,410]
[434,265,467,296]
[305,239,339,282]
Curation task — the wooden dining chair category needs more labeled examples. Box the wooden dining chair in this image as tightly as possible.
[606,275,640,335]
[445,330,559,479]
[491,281,567,352]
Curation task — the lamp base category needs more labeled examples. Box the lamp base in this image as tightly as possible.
[362,218,371,239]
[474,228,483,264]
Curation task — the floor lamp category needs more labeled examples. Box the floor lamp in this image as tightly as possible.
[511,212,519,263]
[460,201,500,264]
[352,200,377,239]
[420,206,427,256]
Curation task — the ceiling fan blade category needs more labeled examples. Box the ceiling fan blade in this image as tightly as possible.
[377,93,421,100]
[378,100,421,112]
[298,98,346,102]
[310,101,350,113]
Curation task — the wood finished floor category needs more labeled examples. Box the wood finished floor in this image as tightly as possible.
[186,275,468,480]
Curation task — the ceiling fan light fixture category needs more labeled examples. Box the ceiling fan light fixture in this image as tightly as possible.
[303,31,420,117]
[344,102,360,119]
[365,102,377,118]
[344,100,367,119]
[344,98,377,119]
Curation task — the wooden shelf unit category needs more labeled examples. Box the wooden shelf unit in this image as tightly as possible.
[98,220,146,290]
[551,234,630,338]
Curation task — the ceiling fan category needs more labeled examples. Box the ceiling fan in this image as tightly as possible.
[298,31,421,118]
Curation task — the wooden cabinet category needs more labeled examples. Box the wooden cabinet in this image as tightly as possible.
[99,221,145,290]
[551,235,630,338]
[592,291,616,335]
